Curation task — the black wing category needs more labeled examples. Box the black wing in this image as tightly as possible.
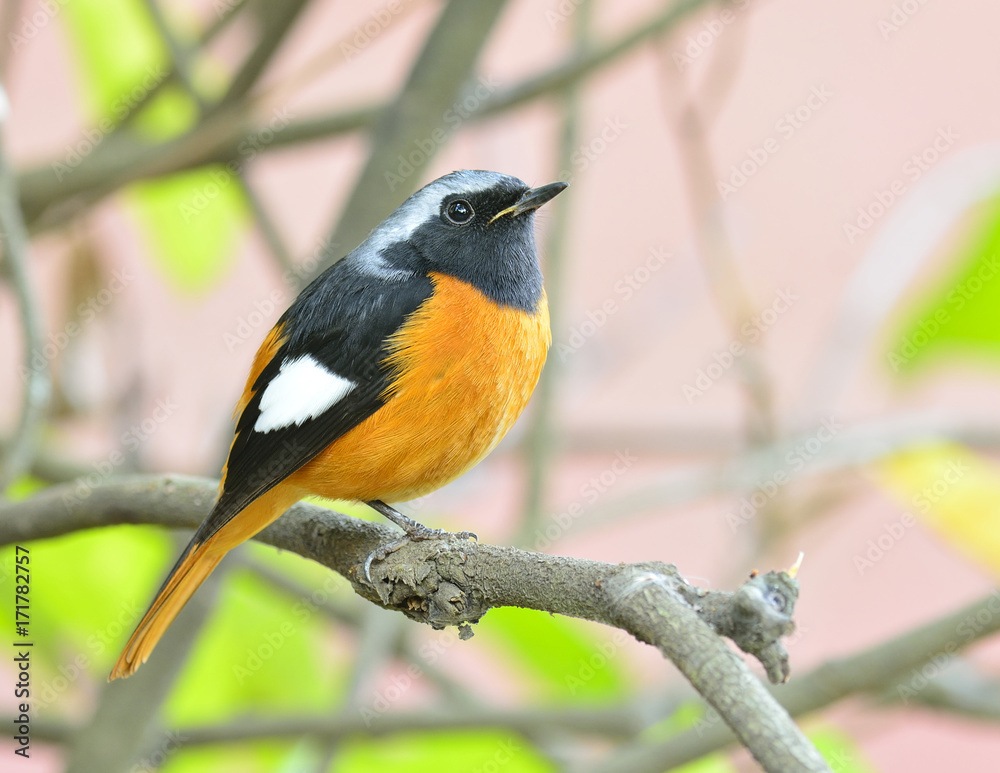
[208,258,432,532]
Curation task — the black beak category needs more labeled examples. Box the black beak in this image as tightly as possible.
[490,182,568,223]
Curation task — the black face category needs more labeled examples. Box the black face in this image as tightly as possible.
[406,181,546,312]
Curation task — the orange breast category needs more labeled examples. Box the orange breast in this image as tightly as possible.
[289,272,550,502]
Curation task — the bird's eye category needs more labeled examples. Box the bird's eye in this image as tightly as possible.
[444,199,474,225]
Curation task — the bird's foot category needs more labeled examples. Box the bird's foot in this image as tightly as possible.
[362,500,477,587]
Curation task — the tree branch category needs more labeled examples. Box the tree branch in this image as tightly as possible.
[0,84,50,491]
[214,0,313,111]
[0,473,821,771]
[620,587,1000,770]
[319,0,510,272]
[15,0,717,233]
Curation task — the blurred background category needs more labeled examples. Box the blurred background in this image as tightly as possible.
[2,0,1000,770]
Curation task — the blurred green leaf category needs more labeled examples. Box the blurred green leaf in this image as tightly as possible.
[887,195,1000,373]
[0,526,170,689]
[876,442,1000,577]
[130,169,247,292]
[335,731,551,773]
[62,0,248,293]
[481,607,629,701]
[2,473,47,500]
[810,727,879,773]
[166,565,346,727]
[62,0,166,114]
[164,741,292,773]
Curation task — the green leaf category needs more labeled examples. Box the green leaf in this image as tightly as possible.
[130,169,247,293]
[0,526,171,702]
[810,727,880,773]
[166,563,346,727]
[2,474,47,501]
[61,0,167,118]
[163,741,292,773]
[887,195,1000,373]
[335,731,552,773]
[61,0,248,293]
[480,607,629,701]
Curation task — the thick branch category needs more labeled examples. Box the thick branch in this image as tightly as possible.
[622,587,1000,770]
[0,473,817,771]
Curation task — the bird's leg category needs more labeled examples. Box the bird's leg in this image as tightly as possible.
[363,499,477,585]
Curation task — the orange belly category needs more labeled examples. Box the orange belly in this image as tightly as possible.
[288,272,550,502]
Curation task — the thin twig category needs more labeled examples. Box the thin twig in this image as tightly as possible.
[140,0,207,114]
[513,0,589,547]
[102,0,250,135]
[214,0,313,111]
[0,85,50,490]
[656,19,776,451]
[238,173,298,279]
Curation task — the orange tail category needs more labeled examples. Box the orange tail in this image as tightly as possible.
[109,542,224,680]
[109,485,301,680]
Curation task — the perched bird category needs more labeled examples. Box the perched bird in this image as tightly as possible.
[110,170,566,679]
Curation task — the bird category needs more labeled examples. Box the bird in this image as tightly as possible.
[109,169,567,680]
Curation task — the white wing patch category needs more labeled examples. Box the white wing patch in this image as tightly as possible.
[254,355,355,433]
